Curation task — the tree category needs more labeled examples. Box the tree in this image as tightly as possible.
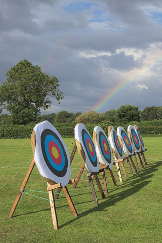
[39,113,56,123]
[117,105,140,122]
[75,111,103,124]
[141,106,162,120]
[104,109,118,123]
[0,60,63,124]
[55,111,75,123]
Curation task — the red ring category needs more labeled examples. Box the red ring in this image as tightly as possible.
[48,141,62,165]
[102,140,110,154]
[86,138,95,156]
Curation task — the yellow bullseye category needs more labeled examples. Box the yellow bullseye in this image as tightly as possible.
[103,143,108,152]
[51,146,59,159]
[88,142,93,153]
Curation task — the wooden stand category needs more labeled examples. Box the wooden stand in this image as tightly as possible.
[111,148,128,184]
[47,181,78,229]
[9,159,35,218]
[99,164,117,186]
[128,155,139,174]
[140,151,148,165]
[71,140,106,204]
[136,152,145,169]
[9,132,78,230]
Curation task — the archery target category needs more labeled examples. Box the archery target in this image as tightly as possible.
[33,121,71,187]
[109,127,124,159]
[127,125,141,152]
[117,127,133,155]
[134,125,145,152]
[93,126,113,169]
[75,123,99,173]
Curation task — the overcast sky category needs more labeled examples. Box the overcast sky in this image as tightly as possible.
[1,0,162,113]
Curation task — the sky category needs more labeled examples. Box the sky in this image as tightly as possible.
[1,0,162,113]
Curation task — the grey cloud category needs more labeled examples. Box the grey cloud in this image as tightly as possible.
[1,0,162,112]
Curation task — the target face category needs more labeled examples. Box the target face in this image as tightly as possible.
[82,129,98,166]
[75,123,99,173]
[41,129,68,177]
[127,125,140,152]
[93,126,113,168]
[113,130,123,157]
[117,127,133,155]
[134,126,145,151]
[34,121,71,186]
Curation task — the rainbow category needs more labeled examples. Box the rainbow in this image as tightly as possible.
[87,47,162,112]
[89,79,128,112]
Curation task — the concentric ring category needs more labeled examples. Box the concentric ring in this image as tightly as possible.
[113,130,123,157]
[82,129,97,167]
[41,129,68,177]
[131,128,140,150]
[99,131,111,164]
[121,130,133,153]
[136,129,144,148]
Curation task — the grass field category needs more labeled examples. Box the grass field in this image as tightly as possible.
[0,137,162,243]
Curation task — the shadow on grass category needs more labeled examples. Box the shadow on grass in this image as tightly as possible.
[10,161,162,227]
[60,160,162,228]
[60,180,151,229]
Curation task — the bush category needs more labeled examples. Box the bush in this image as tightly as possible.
[0,125,33,138]
[0,123,74,138]
[1,120,162,139]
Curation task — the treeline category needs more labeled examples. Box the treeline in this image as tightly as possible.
[1,105,162,125]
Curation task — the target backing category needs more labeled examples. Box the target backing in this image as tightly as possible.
[75,123,99,173]
[109,126,124,159]
[127,125,141,153]
[34,121,71,187]
[117,127,133,155]
[93,126,113,169]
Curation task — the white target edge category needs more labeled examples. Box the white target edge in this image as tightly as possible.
[33,120,71,187]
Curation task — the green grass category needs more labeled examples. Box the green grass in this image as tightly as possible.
[0,137,162,243]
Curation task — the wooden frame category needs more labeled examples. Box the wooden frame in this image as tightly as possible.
[70,140,107,206]
[9,131,78,230]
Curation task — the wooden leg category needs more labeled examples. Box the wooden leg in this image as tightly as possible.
[9,160,35,218]
[127,157,134,175]
[120,160,127,179]
[100,170,108,196]
[129,156,139,174]
[48,189,58,230]
[62,187,78,217]
[94,175,106,199]
[88,175,98,207]
[73,165,85,188]
[137,153,145,169]
[70,144,77,164]
[134,154,142,170]
[115,162,123,184]
[141,152,148,165]
[108,168,117,186]
[132,155,141,172]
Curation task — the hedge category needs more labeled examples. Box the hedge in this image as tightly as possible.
[1,123,162,138]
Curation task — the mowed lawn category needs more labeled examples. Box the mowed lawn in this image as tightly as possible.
[0,136,162,243]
